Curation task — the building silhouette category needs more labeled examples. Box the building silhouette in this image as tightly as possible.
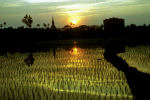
[103,17,125,31]
[50,17,57,31]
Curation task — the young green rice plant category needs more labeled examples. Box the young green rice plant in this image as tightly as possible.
[1,45,146,100]
[118,45,150,74]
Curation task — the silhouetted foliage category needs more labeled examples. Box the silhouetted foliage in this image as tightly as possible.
[0,24,3,29]
[37,24,40,28]
[3,22,6,28]
[0,16,150,48]
[22,14,33,28]
[0,16,150,100]
[104,17,124,31]
[43,23,47,29]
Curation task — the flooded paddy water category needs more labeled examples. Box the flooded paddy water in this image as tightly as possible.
[0,40,150,100]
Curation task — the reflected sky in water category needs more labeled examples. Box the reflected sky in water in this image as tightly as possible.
[0,42,133,99]
[1,43,150,99]
[70,47,78,55]
[53,41,105,69]
[69,46,83,56]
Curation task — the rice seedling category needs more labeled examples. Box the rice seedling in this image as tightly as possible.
[1,45,148,100]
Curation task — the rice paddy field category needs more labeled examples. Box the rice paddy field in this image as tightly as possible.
[0,44,150,100]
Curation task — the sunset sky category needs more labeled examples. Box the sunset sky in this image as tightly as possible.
[0,0,150,28]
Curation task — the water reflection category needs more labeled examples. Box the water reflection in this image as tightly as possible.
[52,47,57,58]
[69,46,84,57]
[73,40,78,45]
[70,47,78,55]
[0,43,135,99]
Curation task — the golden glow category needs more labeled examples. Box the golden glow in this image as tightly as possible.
[69,16,80,26]
[69,46,84,58]
[70,19,78,26]
[72,47,78,55]
[72,20,77,25]
[73,47,78,52]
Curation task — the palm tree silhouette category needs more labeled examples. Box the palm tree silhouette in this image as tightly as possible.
[0,24,3,29]
[37,24,40,28]
[3,22,6,28]
[22,14,33,28]
[43,23,47,29]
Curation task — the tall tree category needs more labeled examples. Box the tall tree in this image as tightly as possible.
[0,24,3,29]
[43,23,47,29]
[37,24,40,28]
[22,14,33,28]
[3,22,6,28]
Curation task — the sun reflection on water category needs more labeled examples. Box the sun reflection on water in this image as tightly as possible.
[65,46,85,68]
[71,47,78,55]
[70,46,84,57]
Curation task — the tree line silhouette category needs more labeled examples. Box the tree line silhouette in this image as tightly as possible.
[0,14,150,47]
[0,14,149,41]
[1,15,150,100]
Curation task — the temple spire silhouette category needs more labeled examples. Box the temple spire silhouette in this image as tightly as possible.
[52,17,54,26]
[50,17,57,31]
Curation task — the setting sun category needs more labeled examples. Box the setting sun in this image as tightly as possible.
[71,20,77,25]
[70,19,78,26]
[69,17,80,26]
